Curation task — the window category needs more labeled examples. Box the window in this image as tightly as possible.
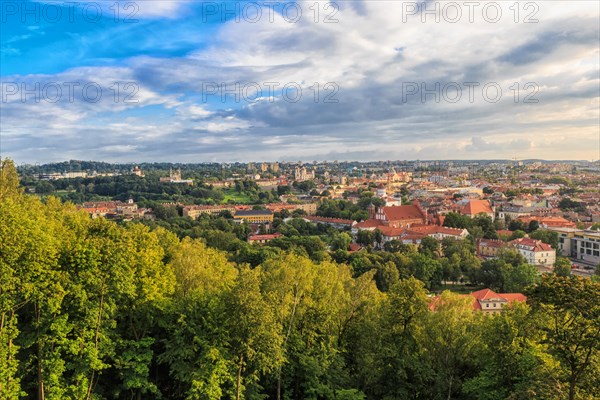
[486,303,489,308]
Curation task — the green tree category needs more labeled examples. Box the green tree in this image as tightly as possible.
[526,275,600,400]
[226,267,283,400]
[553,257,572,277]
[463,302,563,399]
[421,291,483,399]
[443,212,472,229]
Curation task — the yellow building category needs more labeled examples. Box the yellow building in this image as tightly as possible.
[233,210,274,224]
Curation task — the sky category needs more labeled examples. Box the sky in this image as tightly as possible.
[1,0,599,163]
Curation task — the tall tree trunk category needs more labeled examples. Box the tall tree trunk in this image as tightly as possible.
[446,374,453,400]
[86,280,105,400]
[277,284,300,400]
[36,303,45,400]
[236,354,244,400]
[276,366,282,400]
[568,377,576,400]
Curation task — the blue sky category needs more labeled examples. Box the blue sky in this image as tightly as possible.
[1,0,599,163]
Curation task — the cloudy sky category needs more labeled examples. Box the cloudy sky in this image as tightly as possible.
[1,0,599,163]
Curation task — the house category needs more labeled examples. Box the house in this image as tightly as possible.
[509,237,556,267]
[476,238,507,258]
[458,199,495,221]
[408,225,469,240]
[248,233,282,244]
[468,288,527,313]
[429,288,527,314]
[378,226,425,245]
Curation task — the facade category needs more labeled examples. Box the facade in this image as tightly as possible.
[409,225,469,240]
[476,239,507,258]
[265,202,318,215]
[509,237,556,267]
[549,227,600,266]
[183,205,237,219]
[233,210,274,224]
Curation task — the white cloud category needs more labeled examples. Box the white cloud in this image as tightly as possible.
[3,0,599,162]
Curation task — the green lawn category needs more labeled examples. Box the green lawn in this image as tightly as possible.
[221,189,253,204]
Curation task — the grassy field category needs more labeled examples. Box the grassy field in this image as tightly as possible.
[221,189,253,204]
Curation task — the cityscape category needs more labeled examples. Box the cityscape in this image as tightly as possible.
[1,0,599,399]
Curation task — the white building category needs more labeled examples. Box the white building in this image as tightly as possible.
[509,237,556,267]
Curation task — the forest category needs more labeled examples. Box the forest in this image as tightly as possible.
[1,159,599,400]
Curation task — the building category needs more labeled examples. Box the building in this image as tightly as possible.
[233,210,274,224]
[378,226,425,245]
[467,289,527,313]
[80,199,148,220]
[408,225,469,240]
[265,202,318,215]
[459,199,495,221]
[248,233,282,244]
[294,166,315,181]
[369,201,428,228]
[516,216,577,229]
[548,227,600,266]
[429,288,527,314]
[183,205,237,219]
[160,168,193,185]
[476,239,507,258]
[131,166,145,177]
[509,237,556,267]
[376,183,402,206]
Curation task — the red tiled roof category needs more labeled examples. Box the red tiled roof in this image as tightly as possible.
[430,288,527,311]
[248,233,282,241]
[382,205,426,221]
[348,243,364,252]
[471,288,503,300]
[355,219,385,229]
[509,237,554,252]
[379,226,411,237]
[410,225,467,236]
[477,238,507,248]
[305,216,354,225]
[517,216,576,228]
[460,199,493,216]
